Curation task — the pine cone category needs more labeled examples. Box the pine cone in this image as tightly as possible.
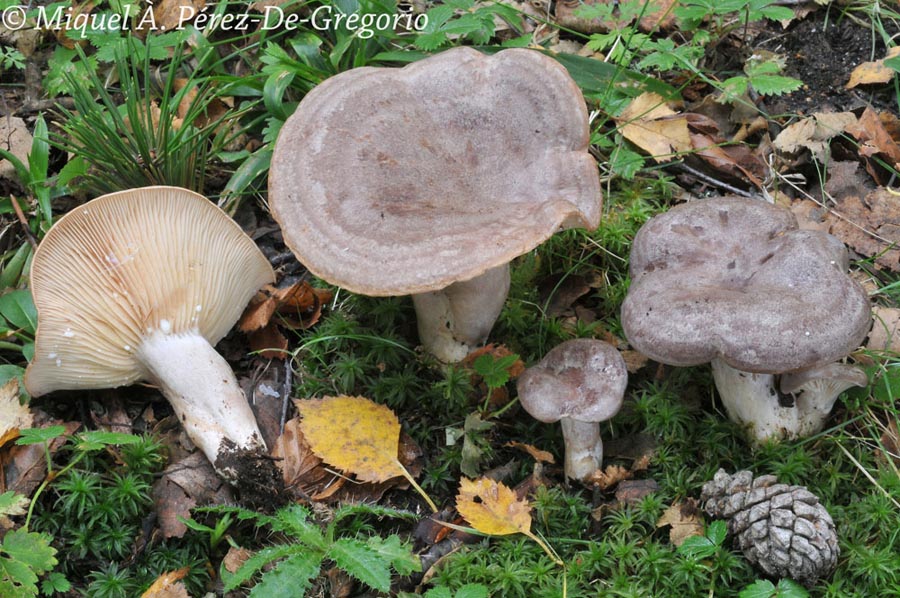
[700,469,839,587]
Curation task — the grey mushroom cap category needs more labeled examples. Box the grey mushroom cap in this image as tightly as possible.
[621,197,871,374]
[517,339,627,423]
[269,47,601,297]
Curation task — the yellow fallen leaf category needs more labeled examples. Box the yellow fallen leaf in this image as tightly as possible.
[141,567,191,598]
[0,379,32,448]
[297,396,437,511]
[456,477,562,565]
[847,47,900,89]
[617,92,690,162]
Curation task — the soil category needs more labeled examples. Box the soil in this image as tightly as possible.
[757,11,900,115]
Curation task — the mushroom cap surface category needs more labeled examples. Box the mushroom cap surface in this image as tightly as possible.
[269,47,601,296]
[517,339,627,423]
[24,186,275,396]
[621,197,871,373]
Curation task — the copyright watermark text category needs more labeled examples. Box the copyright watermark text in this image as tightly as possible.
[0,2,428,38]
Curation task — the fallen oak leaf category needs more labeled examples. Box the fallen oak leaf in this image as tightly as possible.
[296,396,437,511]
[455,477,562,565]
[656,500,704,547]
[141,567,191,598]
[0,379,32,448]
[846,107,900,176]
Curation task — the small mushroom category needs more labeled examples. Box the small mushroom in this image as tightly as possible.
[621,197,871,442]
[269,47,601,362]
[24,187,276,481]
[517,339,627,481]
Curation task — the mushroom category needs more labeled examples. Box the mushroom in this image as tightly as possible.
[517,339,627,481]
[269,47,601,362]
[621,196,871,442]
[24,186,276,480]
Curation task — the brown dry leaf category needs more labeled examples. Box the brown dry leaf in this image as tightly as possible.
[689,131,765,187]
[638,0,679,32]
[141,568,191,598]
[618,93,691,162]
[248,324,289,359]
[615,478,659,505]
[272,416,329,493]
[1,415,79,496]
[0,379,32,448]
[826,187,900,272]
[297,396,404,483]
[151,452,233,538]
[773,112,858,161]
[240,282,332,332]
[223,546,252,574]
[0,116,33,183]
[656,500,704,546]
[456,477,533,536]
[588,464,632,490]
[867,306,900,353]
[152,0,206,31]
[621,349,649,373]
[505,441,555,464]
[555,0,632,34]
[846,107,900,176]
[847,47,900,89]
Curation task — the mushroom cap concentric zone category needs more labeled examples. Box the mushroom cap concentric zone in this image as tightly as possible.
[269,47,601,296]
[24,186,275,396]
[621,197,871,374]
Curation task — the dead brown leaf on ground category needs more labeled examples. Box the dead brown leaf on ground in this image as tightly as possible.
[588,464,632,491]
[846,46,900,89]
[0,379,32,448]
[826,187,900,272]
[505,441,555,464]
[1,414,79,497]
[867,306,900,354]
[151,452,233,538]
[846,108,900,182]
[656,499,704,546]
[773,112,857,162]
[618,93,691,162]
[141,568,191,598]
[683,113,767,187]
[240,281,332,359]
[151,0,206,31]
[222,546,252,573]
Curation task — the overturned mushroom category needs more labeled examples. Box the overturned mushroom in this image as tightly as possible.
[621,197,871,442]
[517,339,627,481]
[269,47,601,362]
[24,187,276,481]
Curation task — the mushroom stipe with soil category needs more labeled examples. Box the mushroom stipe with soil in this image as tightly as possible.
[24,186,280,494]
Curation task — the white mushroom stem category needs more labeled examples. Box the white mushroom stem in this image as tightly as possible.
[137,331,265,476]
[711,358,867,442]
[560,417,603,481]
[411,264,511,362]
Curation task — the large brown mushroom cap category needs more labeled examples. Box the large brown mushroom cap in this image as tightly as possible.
[517,339,627,424]
[621,197,871,373]
[269,47,601,296]
[24,186,275,395]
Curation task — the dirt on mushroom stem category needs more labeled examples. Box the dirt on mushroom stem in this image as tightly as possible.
[215,439,286,509]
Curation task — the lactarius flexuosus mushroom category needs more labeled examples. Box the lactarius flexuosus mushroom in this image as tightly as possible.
[269,47,601,362]
[24,187,275,481]
[517,339,627,481]
[621,197,871,442]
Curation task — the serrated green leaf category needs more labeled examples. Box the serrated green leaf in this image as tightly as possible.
[223,545,308,591]
[249,552,320,598]
[775,579,810,597]
[740,579,777,598]
[425,589,453,598]
[414,31,450,51]
[0,557,38,594]
[75,431,141,451]
[15,426,67,446]
[328,538,392,592]
[0,291,37,334]
[0,492,29,517]
[456,584,490,598]
[271,505,327,550]
[706,520,727,546]
[2,530,57,573]
[366,535,421,576]
[749,75,803,96]
[40,571,70,595]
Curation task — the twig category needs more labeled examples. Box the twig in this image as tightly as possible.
[9,195,38,249]
[673,163,756,197]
